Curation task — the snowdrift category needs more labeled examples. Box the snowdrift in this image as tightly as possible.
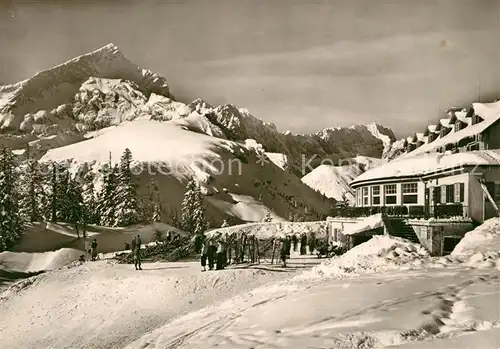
[303,235,429,278]
[451,217,500,270]
[452,218,500,256]
[0,248,82,273]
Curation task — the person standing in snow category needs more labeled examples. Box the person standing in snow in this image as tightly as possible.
[285,235,292,258]
[280,238,288,267]
[131,234,142,270]
[90,238,98,261]
[207,239,217,271]
[215,237,226,270]
[200,237,209,272]
[291,234,298,252]
[194,234,203,254]
[299,233,307,255]
[309,232,317,255]
[222,234,229,267]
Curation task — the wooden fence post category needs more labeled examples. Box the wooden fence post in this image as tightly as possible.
[241,235,247,263]
[256,239,260,264]
[271,238,276,264]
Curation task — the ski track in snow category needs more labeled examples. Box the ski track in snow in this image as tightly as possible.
[0,259,309,349]
[125,268,500,349]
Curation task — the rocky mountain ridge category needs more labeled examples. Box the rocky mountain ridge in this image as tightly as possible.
[0,44,396,172]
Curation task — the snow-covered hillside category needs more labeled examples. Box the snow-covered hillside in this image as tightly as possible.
[0,43,397,224]
[40,116,331,225]
[3,218,500,348]
[301,156,382,202]
[264,152,288,171]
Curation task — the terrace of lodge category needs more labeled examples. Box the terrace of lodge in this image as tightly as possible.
[329,203,468,220]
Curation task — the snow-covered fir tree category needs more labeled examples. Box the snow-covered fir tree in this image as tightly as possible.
[96,154,118,226]
[193,185,209,235]
[49,163,58,222]
[66,177,84,237]
[82,172,98,225]
[152,203,162,223]
[170,208,180,228]
[144,178,163,223]
[181,179,197,233]
[0,146,23,251]
[181,179,208,234]
[114,148,139,226]
[262,212,273,222]
[18,156,45,222]
[56,165,71,222]
[339,191,350,208]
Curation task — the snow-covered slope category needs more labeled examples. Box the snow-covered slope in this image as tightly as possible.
[5,218,500,348]
[301,156,382,202]
[41,119,231,184]
[301,164,361,202]
[40,117,331,225]
[264,152,288,171]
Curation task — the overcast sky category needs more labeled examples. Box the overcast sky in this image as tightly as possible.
[1,0,499,137]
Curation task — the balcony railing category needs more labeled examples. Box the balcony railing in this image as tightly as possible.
[329,203,468,219]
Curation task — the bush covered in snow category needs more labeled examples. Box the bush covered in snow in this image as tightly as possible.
[115,236,194,263]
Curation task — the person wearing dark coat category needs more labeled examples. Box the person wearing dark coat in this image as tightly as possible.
[200,238,209,272]
[216,240,226,270]
[131,235,142,270]
[299,234,307,255]
[291,234,298,252]
[280,239,288,267]
[308,232,317,255]
[207,241,217,270]
[194,234,203,254]
[90,239,98,261]
[286,236,292,258]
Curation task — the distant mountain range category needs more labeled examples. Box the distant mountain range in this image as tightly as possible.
[0,43,397,224]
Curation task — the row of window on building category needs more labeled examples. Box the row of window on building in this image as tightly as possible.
[355,182,465,207]
[430,184,465,205]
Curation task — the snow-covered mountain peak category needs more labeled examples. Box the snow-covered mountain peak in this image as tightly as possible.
[0,43,172,119]
[365,122,395,149]
[187,98,214,114]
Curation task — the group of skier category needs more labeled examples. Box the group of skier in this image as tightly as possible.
[280,232,317,266]
[81,238,100,263]
[196,232,319,270]
[81,235,143,270]
[86,230,322,272]
[200,235,228,271]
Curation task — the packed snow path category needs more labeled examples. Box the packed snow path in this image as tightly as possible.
[0,256,320,349]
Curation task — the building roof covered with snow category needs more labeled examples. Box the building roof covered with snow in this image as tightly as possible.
[403,101,500,158]
[351,149,500,186]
